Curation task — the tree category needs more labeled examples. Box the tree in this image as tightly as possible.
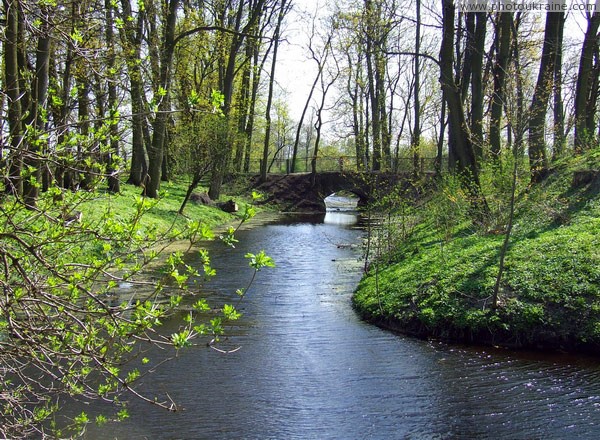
[0,182,273,437]
[311,43,341,183]
[363,0,388,170]
[411,0,422,175]
[243,34,266,173]
[3,0,24,196]
[332,6,368,170]
[489,12,512,159]
[105,0,121,193]
[208,0,270,200]
[233,36,255,173]
[348,49,367,170]
[440,0,487,214]
[260,0,289,182]
[507,12,526,157]
[136,0,272,198]
[143,0,179,198]
[528,11,564,182]
[552,10,566,160]
[179,113,229,214]
[574,11,600,153]
[290,15,333,174]
[119,0,150,187]
[440,2,477,178]
[468,12,486,157]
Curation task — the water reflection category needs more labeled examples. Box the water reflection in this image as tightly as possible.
[324,193,359,211]
[324,194,359,225]
[324,211,358,225]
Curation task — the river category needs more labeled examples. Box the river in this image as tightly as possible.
[82,208,600,439]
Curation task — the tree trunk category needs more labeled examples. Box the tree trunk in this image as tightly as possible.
[436,98,446,175]
[56,27,75,190]
[365,0,382,171]
[77,74,92,190]
[22,7,50,206]
[459,12,474,101]
[552,11,566,161]
[377,53,390,168]
[489,12,512,159]
[440,0,486,211]
[574,12,600,153]
[106,0,120,193]
[349,53,366,171]
[144,0,179,198]
[411,0,421,176]
[4,0,24,196]
[311,90,334,183]
[585,47,600,146]
[119,0,149,186]
[260,0,286,183]
[291,29,331,174]
[209,0,267,198]
[233,40,253,172]
[243,41,262,173]
[528,11,563,182]
[470,12,486,159]
[510,13,526,157]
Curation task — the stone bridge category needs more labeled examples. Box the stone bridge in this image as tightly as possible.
[247,171,427,212]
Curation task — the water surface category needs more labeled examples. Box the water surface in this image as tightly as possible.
[82,213,600,439]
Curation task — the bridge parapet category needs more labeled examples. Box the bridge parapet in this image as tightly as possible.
[249,171,425,212]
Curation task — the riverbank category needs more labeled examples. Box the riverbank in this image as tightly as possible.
[72,180,259,269]
[78,181,243,234]
[353,153,600,354]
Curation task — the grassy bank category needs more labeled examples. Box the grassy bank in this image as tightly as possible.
[353,152,600,354]
[15,179,256,273]
[77,181,240,235]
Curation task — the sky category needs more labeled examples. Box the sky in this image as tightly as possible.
[274,0,326,121]
[273,0,592,135]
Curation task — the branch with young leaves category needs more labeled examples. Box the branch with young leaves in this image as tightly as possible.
[0,184,274,438]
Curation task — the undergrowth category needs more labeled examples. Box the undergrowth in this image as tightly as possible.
[354,150,600,352]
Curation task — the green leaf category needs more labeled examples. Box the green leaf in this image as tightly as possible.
[241,205,256,222]
[117,409,129,421]
[74,411,89,426]
[223,304,242,321]
[171,330,192,349]
[210,89,225,115]
[193,299,210,312]
[220,227,239,248]
[245,250,275,270]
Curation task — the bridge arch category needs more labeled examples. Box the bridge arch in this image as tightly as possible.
[249,172,408,212]
[318,179,370,210]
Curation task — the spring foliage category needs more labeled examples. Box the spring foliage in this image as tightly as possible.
[0,182,273,438]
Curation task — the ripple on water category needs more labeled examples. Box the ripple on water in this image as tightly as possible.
[80,214,600,440]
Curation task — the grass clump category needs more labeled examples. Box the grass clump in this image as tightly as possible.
[353,151,600,353]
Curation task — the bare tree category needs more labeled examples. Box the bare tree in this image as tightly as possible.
[291,15,334,173]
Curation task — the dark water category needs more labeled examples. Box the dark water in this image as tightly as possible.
[82,212,600,439]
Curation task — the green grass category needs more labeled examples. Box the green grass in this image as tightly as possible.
[353,150,600,353]
[0,179,257,269]
[77,181,239,234]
